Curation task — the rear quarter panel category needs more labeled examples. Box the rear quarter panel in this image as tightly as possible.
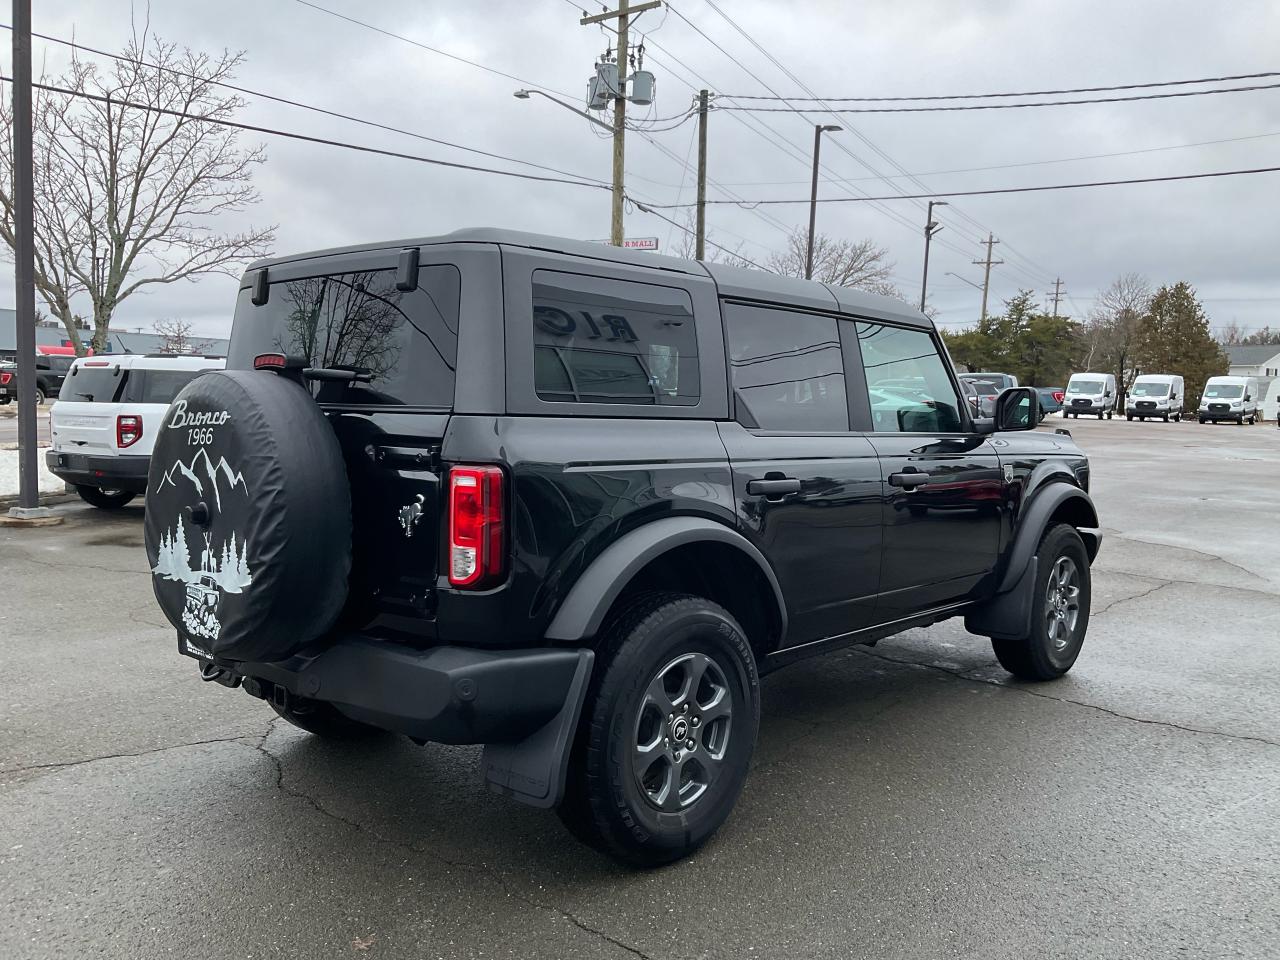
[437,415,735,647]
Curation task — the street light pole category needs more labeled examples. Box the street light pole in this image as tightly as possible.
[919,200,947,311]
[805,124,841,280]
[9,0,41,517]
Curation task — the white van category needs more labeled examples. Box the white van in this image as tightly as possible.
[1064,372,1117,419]
[1198,375,1259,425]
[1126,374,1184,422]
[47,354,225,508]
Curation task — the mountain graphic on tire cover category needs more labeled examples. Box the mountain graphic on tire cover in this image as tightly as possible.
[151,447,254,644]
[144,369,352,663]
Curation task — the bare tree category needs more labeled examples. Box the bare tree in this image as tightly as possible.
[153,318,212,355]
[766,229,898,294]
[1084,273,1151,395]
[669,210,754,267]
[0,27,275,355]
[1216,320,1246,345]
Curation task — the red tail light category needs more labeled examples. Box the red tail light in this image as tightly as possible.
[254,353,287,370]
[0,371,11,385]
[448,465,504,588]
[1053,391,1065,403]
[117,414,142,448]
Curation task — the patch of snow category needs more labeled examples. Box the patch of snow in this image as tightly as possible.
[0,446,66,497]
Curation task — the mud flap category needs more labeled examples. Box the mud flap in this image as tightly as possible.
[482,650,594,808]
[965,556,1038,641]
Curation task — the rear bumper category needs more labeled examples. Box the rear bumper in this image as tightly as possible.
[185,634,592,746]
[46,450,150,492]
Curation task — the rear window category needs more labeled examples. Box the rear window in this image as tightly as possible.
[961,376,1004,395]
[532,270,699,405]
[227,264,460,408]
[60,364,127,403]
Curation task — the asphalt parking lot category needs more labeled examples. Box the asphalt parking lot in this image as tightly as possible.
[3,416,1278,960]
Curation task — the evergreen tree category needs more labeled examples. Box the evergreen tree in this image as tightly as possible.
[1135,282,1228,408]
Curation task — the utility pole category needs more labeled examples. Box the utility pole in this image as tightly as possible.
[1048,277,1067,317]
[972,233,1003,324]
[919,200,947,311]
[695,88,708,260]
[580,0,660,246]
[804,124,842,279]
[7,0,47,521]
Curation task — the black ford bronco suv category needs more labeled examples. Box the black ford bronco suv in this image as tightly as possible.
[145,230,1100,866]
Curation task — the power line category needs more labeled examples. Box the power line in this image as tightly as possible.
[1,76,612,192]
[680,129,1280,188]
[3,24,615,188]
[643,164,1280,207]
[651,4,964,248]
[291,0,578,99]
[719,69,1280,102]
[717,82,1280,113]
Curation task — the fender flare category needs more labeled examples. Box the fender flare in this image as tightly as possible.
[543,516,788,642]
[998,479,1100,595]
[967,479,1099,640]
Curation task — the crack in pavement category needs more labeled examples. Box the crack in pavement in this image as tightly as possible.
[850,646,1280,750]
[10,551,147,577]
[250,734,656,960]
[0,733,264,777]
[1104,530,1273,587]
[1091,579,1176,616]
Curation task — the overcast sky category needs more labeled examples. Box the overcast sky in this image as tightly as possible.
[6,0,1280,338]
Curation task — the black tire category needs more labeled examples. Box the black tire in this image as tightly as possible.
[992,524,1091,681]
[270,697,385,739]
[34,386,46,405]
[1126,415,1133,421]
[1162,414,1169,423]
[76,485,136,510]
[558,592,760,867]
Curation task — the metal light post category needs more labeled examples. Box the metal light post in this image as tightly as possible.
[919,200,947,311]
[8,0,47,520]
[513,88,615,132]
[805,124,841,280]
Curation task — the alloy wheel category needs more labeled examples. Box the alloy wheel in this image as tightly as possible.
[633,652,733,812]
[1044,556,1081,651]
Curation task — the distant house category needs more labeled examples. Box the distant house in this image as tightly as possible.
[1225,344,1280,422]
[0,309,227,361]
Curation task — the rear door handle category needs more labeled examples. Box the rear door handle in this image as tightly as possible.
[746,478,801,497]
[888,471,932,489]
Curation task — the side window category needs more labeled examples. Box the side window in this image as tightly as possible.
[856,322,963,433]
[127,369,206,405]
[532,271,699,405]
[723,303,848,431]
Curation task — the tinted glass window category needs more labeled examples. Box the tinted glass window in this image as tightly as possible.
[723,303,848,431]
[227,265,460,408]
[126,369,210,405]
[962,375,1003,396]
[532,271,699,405]
[856,323,962,433]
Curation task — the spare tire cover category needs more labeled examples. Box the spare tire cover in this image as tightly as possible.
[144,369,351,662]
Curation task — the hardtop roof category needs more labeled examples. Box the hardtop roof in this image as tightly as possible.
[244,228,933,329]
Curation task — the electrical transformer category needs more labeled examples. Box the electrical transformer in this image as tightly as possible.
[629,70,655,106]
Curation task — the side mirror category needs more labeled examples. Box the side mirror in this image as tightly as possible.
[1245,394,1252,402]
[993,386,1038,432]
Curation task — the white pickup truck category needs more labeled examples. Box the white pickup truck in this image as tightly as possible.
[46,354,225,509]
